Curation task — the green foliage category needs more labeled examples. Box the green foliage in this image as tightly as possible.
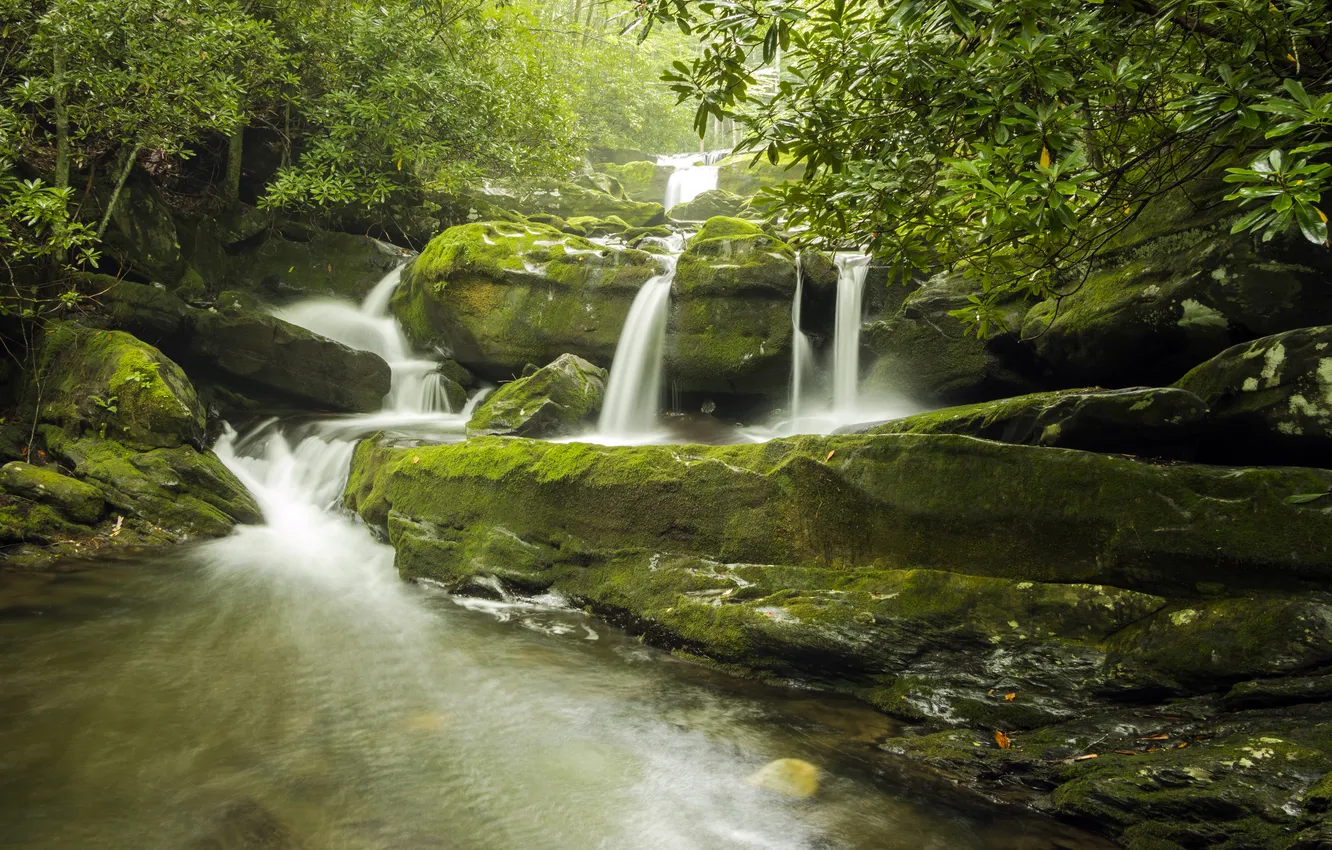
[639,0,1332,331]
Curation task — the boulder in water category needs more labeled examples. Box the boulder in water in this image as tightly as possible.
[848,386,1206,459]
[392,221,666,379]
[466,354,607,438]
[746,759,820,798]
[668,189,750,223]
[667,217,797,398]
[0,461,105,525]
[595,161,673,205]
[1175,325,1332,466]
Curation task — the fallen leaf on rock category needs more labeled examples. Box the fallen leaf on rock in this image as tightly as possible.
[1113,750,1139,756]
[1137,734,1169,741]
[1004,692,1017,701]
[412,456,420,464]
[995,730,1011,749]
[825,450,836,462]
[1072,753,1099,761]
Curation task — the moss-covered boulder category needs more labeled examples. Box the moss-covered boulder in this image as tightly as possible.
[853,387,1206,459]
[668,189,750,222]
[1022,186,1332,388]
[595,161,672,205]
[864,272,1044,405]
[1102,596,1332,696]
[0,461,104,524]
[715,153,807,198]
[42,428,260,539]
[499,181,666,228]
[347,433,1332,601]
[666,217,797,397]
[466,354,607,438]
[94,170,186,286]
[391,221,666,379]
[37,323,206,451]
[1176,325,1332,466]
[566,215,631,237]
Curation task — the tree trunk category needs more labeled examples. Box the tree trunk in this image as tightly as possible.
[225,126,244,202]
[96,144,142,240]
[53,44,70,191]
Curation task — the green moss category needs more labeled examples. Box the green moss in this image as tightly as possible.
[466,353,607,437]
[0,461,105,524]
[36,322,205,451]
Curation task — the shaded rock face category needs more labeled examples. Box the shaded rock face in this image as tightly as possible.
[466,354,607,438]
[219,230,405,303]
[667,217,797,398]
[668,189,749,222]
[594,161,672,205]
[97,171,186,286]
[1176,325,1332,466]
[1022,188,1332,389]
[851,387,1207,460]
[4,324,259,558]
[392,221,666,380]
[864,273,1044,406]
[87,278,392,414]
[588,147,655,166]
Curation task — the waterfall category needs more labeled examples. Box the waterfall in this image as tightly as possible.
[598,236,685,438]
[275,266,454,414]
[789,256,815,429]
[832,253,871,414]
[659,153,720,210]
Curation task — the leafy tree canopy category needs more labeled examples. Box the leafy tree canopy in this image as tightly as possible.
[641,0,1332,330]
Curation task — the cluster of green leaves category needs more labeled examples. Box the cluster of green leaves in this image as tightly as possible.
[640,0,1332,330]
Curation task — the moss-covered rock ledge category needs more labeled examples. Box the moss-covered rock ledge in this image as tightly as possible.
[346,433,1332,847]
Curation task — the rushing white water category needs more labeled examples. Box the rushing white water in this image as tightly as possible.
[789,257,816,430]
[597,235,685,439]
[660,153,720,211]
[275,267,455,415]
[832,254,871,413]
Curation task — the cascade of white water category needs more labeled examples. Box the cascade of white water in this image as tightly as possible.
[831,253,871,413]
[789,256,815,429]
[659,153,720,210]
[275,266,454,414]
[597,235,686,438]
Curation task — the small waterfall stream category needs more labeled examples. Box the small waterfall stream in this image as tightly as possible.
[597,235,686,439]
[831,254,871,414]
[276,267,454,415]
[789,256,815,430]
[660,153,720,210]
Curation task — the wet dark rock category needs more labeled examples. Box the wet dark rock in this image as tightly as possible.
[844,387,1207,460]
[1225,673,1332,711]
[1176,325,1332,466]
[465,354,606,438]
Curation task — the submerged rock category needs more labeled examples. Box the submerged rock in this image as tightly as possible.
[850,386,1206,459]
[1176,324,1332,466]
[466,354,607,438]
[392,221,665,379]
[747,759,820,798]
[667,217,797,398]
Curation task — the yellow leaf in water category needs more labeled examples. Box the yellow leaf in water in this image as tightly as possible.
[1039,147,1051,169]
[1004,692,1017,702]
[995,730,1012,749]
